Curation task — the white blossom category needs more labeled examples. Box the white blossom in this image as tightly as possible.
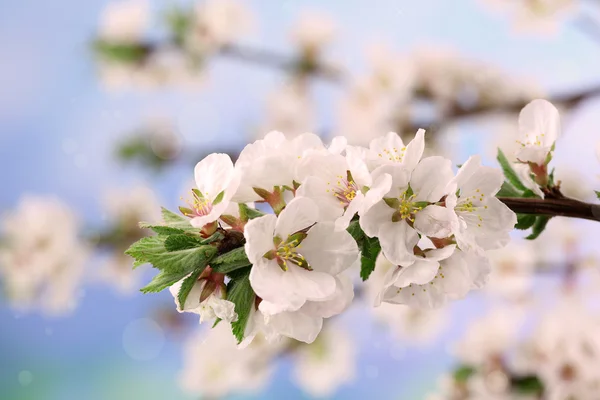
[182,153,240,229]
[485,240,536,300]
[0,196,88,315]
[446,155,517,254]
[233,131,325,202]
[169,267,237,324]
[360,155,456,266]
[290,12,336,51]
[189,0,254,51]
[179,323,277,397]
[292,325,356,397]
[261,81,315,138]
[99,0,148,44]
[516,99,560,165]
[245,197,358,315]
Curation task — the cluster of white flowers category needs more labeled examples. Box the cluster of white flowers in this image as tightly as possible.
[96,0,253,90]
[0,196,89,315]
[167,118,524,345]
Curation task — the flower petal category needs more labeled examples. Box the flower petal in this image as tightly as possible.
[301,222,359,275]
[244,214,277,264]
[275,197,319,238]
[379,220,419,266]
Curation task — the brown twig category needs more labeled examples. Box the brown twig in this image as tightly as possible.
[498,197,600,222]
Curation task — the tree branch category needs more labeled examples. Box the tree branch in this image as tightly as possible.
[498,197,600,222]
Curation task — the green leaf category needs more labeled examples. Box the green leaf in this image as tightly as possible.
[515,214,536,230]
[93,40,148,63]
[212,190,225,206]
[125,236,168,268]
[176,268,204,309]
[160,207,197,230]
[164,235,202,251]
[595,190,600,200]
[238,203,265,221]
[126,235,216,274]
[346,221,381,281]
[497,148,528,191]
[496,182,522,198]
[211,247,251,274]
[139,224,185,235]
[226,268,255,343]
[512,375,544,395]
[141,269,192,293]
[526,216,551,240]
[453,365,475,383]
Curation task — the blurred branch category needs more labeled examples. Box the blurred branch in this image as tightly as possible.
[499,196,600,222]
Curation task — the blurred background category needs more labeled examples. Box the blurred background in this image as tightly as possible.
[2,0,600,399]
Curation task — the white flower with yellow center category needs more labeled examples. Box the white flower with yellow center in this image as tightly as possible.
[374,250,490,309]
[296,151,392,231]
[446,155,517,254]
[244,197,359,315]
[181,153,240,229]
[233,131,326,203]
[360,156,457,266]
[361,129,425,172]
[515,99,560,165]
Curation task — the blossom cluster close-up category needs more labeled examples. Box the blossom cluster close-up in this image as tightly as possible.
[3,1,600,399]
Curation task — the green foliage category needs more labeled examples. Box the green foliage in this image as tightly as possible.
[93,40,148,63]
[526,216,551,240]
[497,182,522,198]
[515,214,536,230]
[595,190,600,200]
[225,267,255,343]
[211,247,251,274]
[126,231,217,294]
[512,375,544,395]
[347,221,381,281]
[115,135,171,170]
[164,234,203,251]
[164,6,192,45]
[497,149,528,192]
[177,268,204,309]
[453,365,476,383]
[140,225,186,236]
[238,203,265,221]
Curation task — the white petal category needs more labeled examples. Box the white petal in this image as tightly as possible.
[194,153,236,197]
[334,194,363,231]
[413,205,458,238]
[296,176,344,223]
[244,214,277,264]
[402,128,425,171]
[379,220,419,266]
[302,274,354,318]
[275,197,319,238]
[371,164,410,199]
[189,200,230,228]
[287,264,337,302]
[360,173,392,214]
[250,259,306,312]
[411,156,453,202]
[359,200,394,237]
[518,99,560,147]
[301,222,360,275]
[266,309,323,343]
[392,259,441,287]
[206,296,238,322]
[453,155,503,197]
[296,153,347,185]
[515,146,551,165]
[328,136,347,154]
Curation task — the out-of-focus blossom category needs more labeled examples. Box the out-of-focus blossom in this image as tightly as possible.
[516,99,560,166]
[179,323,279,397]
[485,240,536,300]
[0,196,89,315]
[290,12,336,53]
[99,0,149,44]
[187,0,254,53]
[482,0,577,35]
[292,325,356,397]
[261,80,315,138]
[98,185,160,294]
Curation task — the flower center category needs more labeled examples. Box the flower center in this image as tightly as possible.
[377,146,407,162]
[181,189,213,217]
[455,189,488,228]
[266,232,311,271]
[517,133,545,147]
[384,190,425,222]
[326,172,359,207]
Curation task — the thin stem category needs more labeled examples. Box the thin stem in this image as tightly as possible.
[498,196,600,222]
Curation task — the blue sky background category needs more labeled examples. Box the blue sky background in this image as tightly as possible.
[1,0,600,399]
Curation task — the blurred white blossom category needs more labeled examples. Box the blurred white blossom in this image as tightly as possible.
[0,196,89,315]
[99,0,149,44]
